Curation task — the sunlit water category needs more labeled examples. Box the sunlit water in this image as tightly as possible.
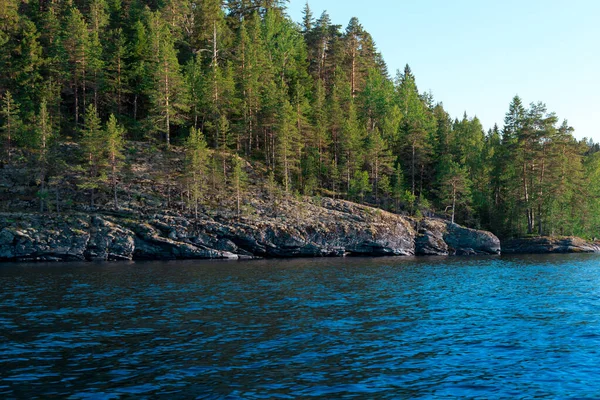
[2,255,600,398]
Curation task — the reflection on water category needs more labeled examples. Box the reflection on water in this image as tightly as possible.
[2,254,600,398]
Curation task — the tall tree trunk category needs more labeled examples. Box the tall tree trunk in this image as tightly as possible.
[411,139,416,196]
[112,156,118,209]
[164,60,170,146]
[6,115,11,164]
[538,149,546,235]
[523,162,533,234]
[451,182,456,224]
[55,184,60,213]
[74,83,79,126]
[117,57,122,116]
[236,175,241,217]
[40,180,45,212]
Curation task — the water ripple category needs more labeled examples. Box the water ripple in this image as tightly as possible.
[2,254,600,398]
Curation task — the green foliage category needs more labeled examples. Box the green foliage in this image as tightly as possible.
[79,104,106,207]
[185,127,210,217]
[349,170,370,202]
[0,90,22,163]
[105,114,126,208]
[0,0,596,240]
[147,12,189,145]
[436,158,472,224]
[231,155,248,216]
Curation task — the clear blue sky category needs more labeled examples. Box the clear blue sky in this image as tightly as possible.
[287,0,600,141]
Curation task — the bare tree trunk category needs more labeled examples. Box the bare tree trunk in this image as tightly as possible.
[117,56,122,116]
[374,158,379,204]
[6,117,11,164]
[538,149,546,235]
[55,184,60,213]
[411,140,416,196]
[351,44,356,97]
[40,180,45,213]
[74,84,79,126]
[112,158,118,209]
[236,175,241,217]
[165,60,170,146]
[523,162,532,234]
[452,183,456,224]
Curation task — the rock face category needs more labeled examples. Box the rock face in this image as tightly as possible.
[0,198,502,262]
[502,237,600,254]
[415,219,501,256]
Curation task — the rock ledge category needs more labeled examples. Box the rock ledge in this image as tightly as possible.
[0,199,501,262]
[502,237,600,254]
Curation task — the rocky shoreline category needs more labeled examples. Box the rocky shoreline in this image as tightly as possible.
[3,197,599,263]
[0,198,501,262]
[502,237,600,255]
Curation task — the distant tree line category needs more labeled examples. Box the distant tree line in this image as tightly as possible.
[1,0,599,238]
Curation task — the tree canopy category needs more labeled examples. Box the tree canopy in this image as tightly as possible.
[0,0,598,239]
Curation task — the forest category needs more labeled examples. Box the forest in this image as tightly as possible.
[1,0,600,239]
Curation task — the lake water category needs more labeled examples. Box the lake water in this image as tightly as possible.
[2,254,600,398]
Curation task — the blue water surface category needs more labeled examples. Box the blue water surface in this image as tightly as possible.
[2,254,600,398]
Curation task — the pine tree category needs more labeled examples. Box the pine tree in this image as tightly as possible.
[344,17,363,97]
[80,104,105,207]
[61,7,90,127]
[340,100,365,195]
[367,128,394,204]
[437,159,472,224]
[231,155,248,216]
[88,0,109,109]
[395,65,433,198]
[185,55,204,130]
[148,12,189,146]
[105,114,125,208]
[0,90,21,164]
[35,99,52,212]
[9,18,44,118]
[276,98,299,193]
[128,19,152,129]
[349,170,370,202]
[392,163,404,212]
[184,127,209,218]
[105,27,128,117]
[310,79,330,185]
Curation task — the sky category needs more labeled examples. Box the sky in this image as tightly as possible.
[286,0,600,141]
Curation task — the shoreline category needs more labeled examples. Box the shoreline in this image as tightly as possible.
[0,200,501,262]
[2,205,597,264]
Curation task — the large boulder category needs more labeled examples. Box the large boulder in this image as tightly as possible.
[415,219,449,255]
[415,219,501,256]
[444,222,502,255]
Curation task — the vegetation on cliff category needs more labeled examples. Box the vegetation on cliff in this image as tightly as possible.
[1,0,599,239]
